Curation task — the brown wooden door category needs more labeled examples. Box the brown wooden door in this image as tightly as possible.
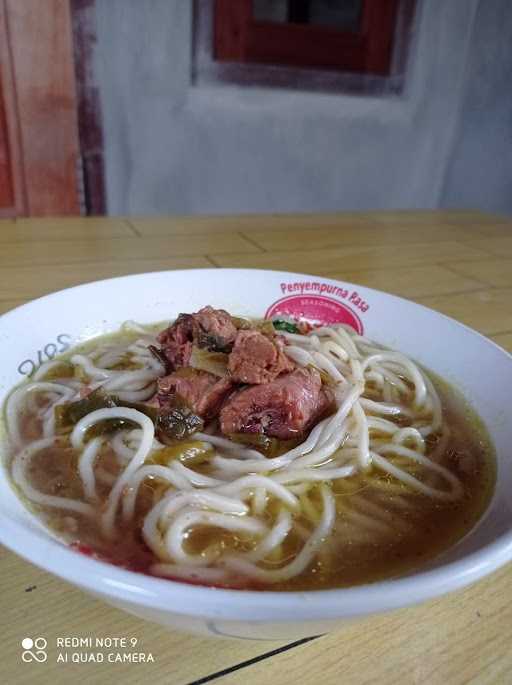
[0,0,81,217]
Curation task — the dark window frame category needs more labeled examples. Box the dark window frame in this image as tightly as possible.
[214,0,400,76]
[192,0,417,97]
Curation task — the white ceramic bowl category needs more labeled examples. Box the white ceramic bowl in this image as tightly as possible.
[1,269,511,640]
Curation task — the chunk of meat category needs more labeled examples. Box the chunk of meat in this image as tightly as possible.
[228,329,295,384]
[161,340,193,370]
[220,368,333,440]
[157,313,191,346]
[156,306,238,370]
[193,306,237,351]
[156,313,194,369]
[158,368,233,420]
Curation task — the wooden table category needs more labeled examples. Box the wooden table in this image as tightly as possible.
[1,210,512,685]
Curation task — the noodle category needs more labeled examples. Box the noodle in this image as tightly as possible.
[3,315,493,589]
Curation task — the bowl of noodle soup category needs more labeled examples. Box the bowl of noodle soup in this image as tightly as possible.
[1,268,511,640]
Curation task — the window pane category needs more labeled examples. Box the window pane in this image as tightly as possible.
[252,0,288,23]
[252,0,363,31]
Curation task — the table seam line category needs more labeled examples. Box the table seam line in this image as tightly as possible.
[123,219,142,237]
[440,263,509,286]
[204,255,221,268]
[184,636,320,685]
[238,232,267,253]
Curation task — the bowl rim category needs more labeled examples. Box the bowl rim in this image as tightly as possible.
[2,508,512,621]
[1,267,512,621]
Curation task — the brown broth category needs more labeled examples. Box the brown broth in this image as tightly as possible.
[2,328,496,591]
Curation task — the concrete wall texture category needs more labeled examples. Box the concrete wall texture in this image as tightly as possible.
[93,0,512,216]
[440,1,512,214]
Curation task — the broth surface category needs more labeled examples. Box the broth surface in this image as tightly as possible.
[3,324,496,590]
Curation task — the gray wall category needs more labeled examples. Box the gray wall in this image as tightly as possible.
[440,0,512,214]
[93,0,512,216]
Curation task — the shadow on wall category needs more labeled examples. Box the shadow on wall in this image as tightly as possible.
[440,0,512,216]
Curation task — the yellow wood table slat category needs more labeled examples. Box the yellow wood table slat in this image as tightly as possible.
[1,211,511,685]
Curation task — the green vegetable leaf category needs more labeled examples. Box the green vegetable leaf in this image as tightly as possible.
[156,404,204,443]
[228,432,301,458]
[54,387,159,441]
[272,320,299,334]
[56,387,116,428]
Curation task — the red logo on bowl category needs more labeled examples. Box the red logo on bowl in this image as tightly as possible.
[266,295,363,333]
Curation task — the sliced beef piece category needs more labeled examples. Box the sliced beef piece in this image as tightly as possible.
[228,329,295,384]
[157,313,193,346]
[220,368,333,440]
[163,339,193,370]
[156,306,238,371]
[158,368,233,420]
[193,306,237,352]
[156,313,194,369]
